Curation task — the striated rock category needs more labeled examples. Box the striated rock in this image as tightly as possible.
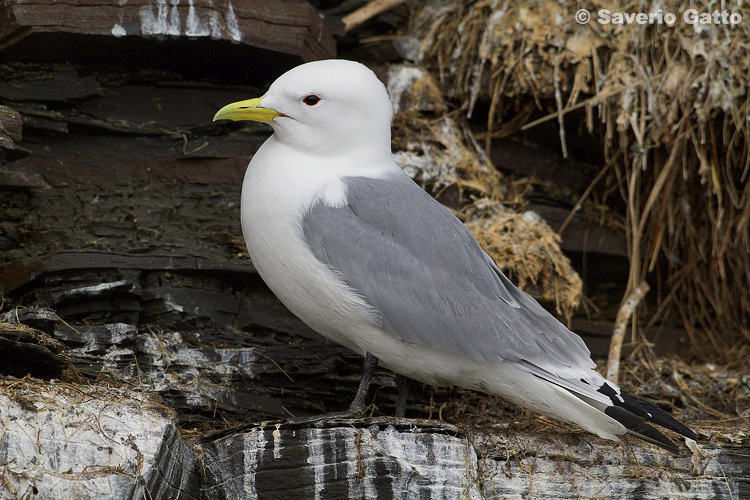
[0,0,334,70]
[201,418,481,499]
[200,418,750,500]
[471,432,750,500]
[0,377,199,500]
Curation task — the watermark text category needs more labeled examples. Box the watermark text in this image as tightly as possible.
[575,9,742,26]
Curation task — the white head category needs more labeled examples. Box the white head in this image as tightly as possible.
[214,60,394,162]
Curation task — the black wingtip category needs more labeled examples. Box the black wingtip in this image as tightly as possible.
[618,390,698,440]
[605,406,680,454]
[599,383,698,455]
[598,382,697,447]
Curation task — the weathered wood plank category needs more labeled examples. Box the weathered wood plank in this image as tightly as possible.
[527,202,627,257]
[74,84,245,128]
[488,137,591,192]
[1,252,256,294]
[573,318,692,359]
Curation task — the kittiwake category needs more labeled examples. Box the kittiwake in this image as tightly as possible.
[213,59,696,453]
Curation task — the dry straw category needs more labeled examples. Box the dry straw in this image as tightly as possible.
[412,0,750,362]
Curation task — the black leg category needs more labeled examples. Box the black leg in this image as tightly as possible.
[394,374,410,417]
[347,352,379,414]
[285,352,379,424]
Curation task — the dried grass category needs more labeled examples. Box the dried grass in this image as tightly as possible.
[412,0,750,362]
[0,374,172,420]
[0,321,67,353]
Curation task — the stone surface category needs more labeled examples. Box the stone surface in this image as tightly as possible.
[0,378,199,500]
[201,418,481,500]
[201,419,750,500]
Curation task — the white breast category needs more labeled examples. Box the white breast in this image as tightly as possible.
[240,137,382,353]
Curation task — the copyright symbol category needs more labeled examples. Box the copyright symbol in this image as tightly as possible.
[575,9,591,24]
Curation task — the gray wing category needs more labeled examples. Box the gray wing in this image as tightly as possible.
[302,172,595,371]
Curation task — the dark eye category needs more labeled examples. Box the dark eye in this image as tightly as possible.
[303,95,321,106]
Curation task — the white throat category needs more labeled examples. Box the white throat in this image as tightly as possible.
[246,135,399,213]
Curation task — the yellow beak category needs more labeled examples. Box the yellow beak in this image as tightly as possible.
[213,97,281,123]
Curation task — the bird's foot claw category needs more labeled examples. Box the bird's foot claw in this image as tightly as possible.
[284,408,365,425]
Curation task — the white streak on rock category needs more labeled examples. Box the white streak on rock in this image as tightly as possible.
[164,294,184,312]
[140,0,181,36]
[185,0,210,37]
[168,0,181,35]
[343,427,363,498]
[225,1,242,42]
[256,423,268,463]
[65,279,130,296]
[362,432,378,499]
[111,23,127,37]
[273,424,283,459]
[306,428,326,500]
[242,429,260,497]
[208,10,223,39]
